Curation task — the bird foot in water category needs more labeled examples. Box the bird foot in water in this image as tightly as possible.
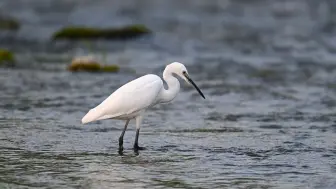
[133,144,146,151]
[118,146,124,155]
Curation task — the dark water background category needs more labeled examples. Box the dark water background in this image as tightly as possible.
[1,0,336,188]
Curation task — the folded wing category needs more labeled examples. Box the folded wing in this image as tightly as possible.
[81,74,163,124]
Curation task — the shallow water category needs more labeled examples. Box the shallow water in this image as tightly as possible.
[1,0,336,188]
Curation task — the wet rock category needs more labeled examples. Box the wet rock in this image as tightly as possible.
[68,55,119,73]
[0,16,20,30]
[100,64,120,72]
[0,49,15,66]
[52,25,151,40]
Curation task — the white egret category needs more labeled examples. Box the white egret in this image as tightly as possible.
[81,62,205,154]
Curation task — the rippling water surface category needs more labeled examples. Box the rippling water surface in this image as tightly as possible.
[1,0,336,188]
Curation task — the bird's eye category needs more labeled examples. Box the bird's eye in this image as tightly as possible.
[182,71,186,74]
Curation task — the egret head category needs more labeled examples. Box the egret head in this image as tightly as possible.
[166,62,205,99]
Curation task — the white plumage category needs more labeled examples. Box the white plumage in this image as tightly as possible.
[81,62,205,154]
[81,74,162,123]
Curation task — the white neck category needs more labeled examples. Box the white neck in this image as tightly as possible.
[160,68,180,103]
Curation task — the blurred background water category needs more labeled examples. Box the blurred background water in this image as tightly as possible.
[0,0,336,188]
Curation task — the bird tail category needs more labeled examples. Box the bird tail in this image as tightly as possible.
[81,108,103,124]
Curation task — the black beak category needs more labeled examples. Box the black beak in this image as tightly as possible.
[183,72,205,99]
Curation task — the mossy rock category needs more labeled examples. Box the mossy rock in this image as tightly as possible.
[0,49,15,65]
[68,56,120,72]
[0,17,20,30]
[101,65,120,72]
[68,61,101,72]
[53,25,151,40]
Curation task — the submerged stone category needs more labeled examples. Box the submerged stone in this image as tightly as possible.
[0,16,20,30]
[53,25,151,40]
[0,49,15,65]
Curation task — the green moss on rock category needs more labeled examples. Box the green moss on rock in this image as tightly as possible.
[53,25,151,40]
[101,65,120,72]
[68,61,101,72]
[68,56,119,73]
[0,49,15,65]
[0,17,20,30]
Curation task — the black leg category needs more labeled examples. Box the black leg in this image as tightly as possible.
[133,128,146,153]
[118,120,129,155]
